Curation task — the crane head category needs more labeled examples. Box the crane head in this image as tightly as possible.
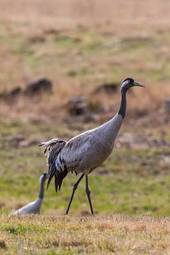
[120,77,144,92]
[39,173,47,183]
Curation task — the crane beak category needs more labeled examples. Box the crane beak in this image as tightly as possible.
[43,172,48,178]
[134,81,144,87]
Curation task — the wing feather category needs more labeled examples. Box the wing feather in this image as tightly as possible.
[39,138,66,156]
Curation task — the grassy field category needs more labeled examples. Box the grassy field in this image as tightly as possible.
[0,215,170,255]
[0,118,169,217]
[0,0,170,254]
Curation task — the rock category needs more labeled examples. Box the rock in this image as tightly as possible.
[93,82,118,94]
[66,95,105,117]
[8,87,22,97]
[66,96,89,116]
[0,78,53,103]
[24,78,53,96]
[0,86,22,101]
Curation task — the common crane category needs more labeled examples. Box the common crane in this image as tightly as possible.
[44,78,144,215]
[12,173,47,216]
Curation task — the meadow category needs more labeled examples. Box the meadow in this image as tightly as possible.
[0,0,170,254]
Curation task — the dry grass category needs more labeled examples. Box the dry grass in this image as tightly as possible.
[1,0,170,30]
[0,215,169,254]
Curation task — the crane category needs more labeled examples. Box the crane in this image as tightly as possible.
[44,78,144,214]
[12,173,47,216]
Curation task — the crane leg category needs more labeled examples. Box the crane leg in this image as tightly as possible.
[85,175,94,215]
[65,174,84,215]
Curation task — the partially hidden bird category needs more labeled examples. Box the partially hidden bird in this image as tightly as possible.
[43,78,144,215]
[12,173,47,216]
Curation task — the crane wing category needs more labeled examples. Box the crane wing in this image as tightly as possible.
[46,133,91,190]
[39,138,66,155]
[60,134,91,170]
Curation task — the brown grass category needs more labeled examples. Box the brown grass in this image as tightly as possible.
[0,215,170,254]
[1,0,170,30]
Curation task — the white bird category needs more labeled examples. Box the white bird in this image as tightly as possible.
[45,78,144,214]
[12,173,47,216]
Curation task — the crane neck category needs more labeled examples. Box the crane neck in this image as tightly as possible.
[118,89,127,118]
[38,179,45,199]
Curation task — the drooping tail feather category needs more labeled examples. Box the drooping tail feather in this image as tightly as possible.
[47,160,68,192]
[39,138,66,156]
[46,162,56,190]
[55,169,68,191]
[45,139,67,192]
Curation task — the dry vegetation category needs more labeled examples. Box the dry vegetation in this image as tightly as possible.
[0,0,170,254]
[0,215,170,254]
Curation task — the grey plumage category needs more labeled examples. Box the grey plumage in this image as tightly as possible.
[12,173,47,216]
[40,138,66,191]
[44,78,144,214]
[39,138,66,156]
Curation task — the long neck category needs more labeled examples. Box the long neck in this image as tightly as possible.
[38,180,45,199]
[118,89,127,118]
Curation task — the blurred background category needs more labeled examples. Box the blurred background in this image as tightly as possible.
[0,0,169,215]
